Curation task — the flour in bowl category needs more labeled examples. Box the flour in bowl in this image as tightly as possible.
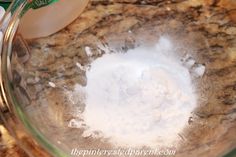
[69,37,197,148]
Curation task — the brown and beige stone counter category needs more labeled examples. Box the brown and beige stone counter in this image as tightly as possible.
[1,0,236,156]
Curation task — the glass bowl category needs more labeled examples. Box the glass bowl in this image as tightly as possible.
[0,0,236,157]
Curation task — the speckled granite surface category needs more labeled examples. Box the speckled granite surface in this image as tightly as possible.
[1,0,236,156]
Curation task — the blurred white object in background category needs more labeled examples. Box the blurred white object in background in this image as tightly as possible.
[0,6,5,20]
[19,0,89,39]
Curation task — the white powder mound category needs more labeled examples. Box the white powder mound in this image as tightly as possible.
[71,37,197,148]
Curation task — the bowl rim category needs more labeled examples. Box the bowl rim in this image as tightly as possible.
[0,1,75,157]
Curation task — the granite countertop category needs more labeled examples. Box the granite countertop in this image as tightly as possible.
[1,0,236,156]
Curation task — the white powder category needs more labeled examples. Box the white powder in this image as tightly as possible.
[48,82,56,88]
[76,62,86,71]
[85,46,93,57]
[193,64,206,77]
[70,37,197,148]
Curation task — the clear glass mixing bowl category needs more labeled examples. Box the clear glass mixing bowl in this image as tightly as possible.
[0,0,236,157]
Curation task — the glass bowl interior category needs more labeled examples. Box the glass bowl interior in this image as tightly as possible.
[5,0,236,157]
